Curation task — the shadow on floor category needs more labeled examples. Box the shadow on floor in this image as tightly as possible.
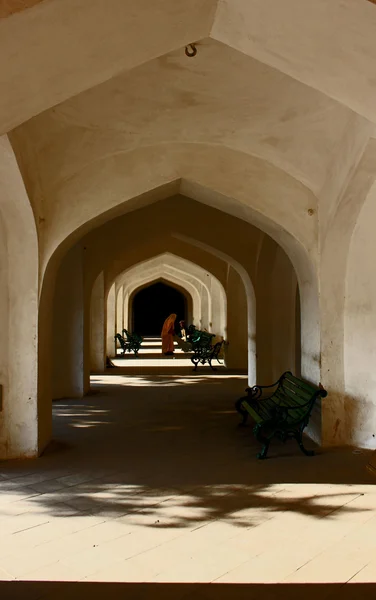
[1,581,376,600]
[1,375,374,529]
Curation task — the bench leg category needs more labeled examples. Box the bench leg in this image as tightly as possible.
[208,359,217,372]
[234,397,249,426]
[254,424,271,460]
[191,357,199,372]
[294,429,315,457]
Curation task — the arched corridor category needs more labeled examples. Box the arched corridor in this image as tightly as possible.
[4,0,376,593]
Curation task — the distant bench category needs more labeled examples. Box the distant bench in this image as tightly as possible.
[191,340,224,372]
[114,329,143,357]
[235,371,327,459]
[186,325,224,371]
[187,326,215,351]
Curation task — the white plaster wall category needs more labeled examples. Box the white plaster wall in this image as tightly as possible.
[225,266,248,369]
[2,0,376,136]
[256,238,298,384]
[0,0,217,132]
[52,245,85,399]
[0,214,9,453]
[270,248,298,380]
[12,39,353,204]
[116,287,123,334]
[319,139,376,447]
[208,276,226,339]
[15,144,319,273]
[0,136,39,459]
[106,284,116,357]
[115,286,123,348]
[212,0,376,121]
[90,272,105,372]
[345,181,376,448]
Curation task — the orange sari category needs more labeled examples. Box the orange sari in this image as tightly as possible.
[161,313,176,354]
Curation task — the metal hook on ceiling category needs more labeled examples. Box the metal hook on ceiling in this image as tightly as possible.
[185,44,197,58]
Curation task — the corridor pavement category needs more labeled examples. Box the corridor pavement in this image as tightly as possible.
[0,372,376,599]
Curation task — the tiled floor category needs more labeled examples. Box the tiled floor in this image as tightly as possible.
[1,372,376,599]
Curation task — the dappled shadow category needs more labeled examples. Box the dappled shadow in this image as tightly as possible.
[0,375,374,531]
[91,375,230,387]
[0,477,367,530]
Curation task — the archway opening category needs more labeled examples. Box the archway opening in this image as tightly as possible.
[132,281,187,336]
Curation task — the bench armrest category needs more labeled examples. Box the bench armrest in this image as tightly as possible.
[245,377,282,401]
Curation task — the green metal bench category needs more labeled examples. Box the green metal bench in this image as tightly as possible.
[235,371,327,459]
[187,326,215,352]
[191,340,224,371]
[114,330,143,356]
[122,329,143,355]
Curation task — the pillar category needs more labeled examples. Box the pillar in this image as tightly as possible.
[52,245,85,399]
[106,283,116,357]
[90,272,105,372]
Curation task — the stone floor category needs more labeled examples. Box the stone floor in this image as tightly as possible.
[1,371,376,599]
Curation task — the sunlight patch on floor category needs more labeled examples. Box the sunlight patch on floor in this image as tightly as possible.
[91,375,242,386]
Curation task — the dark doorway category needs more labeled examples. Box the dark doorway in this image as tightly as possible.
[133,282,187,336]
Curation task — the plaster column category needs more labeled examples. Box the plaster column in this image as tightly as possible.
[343,182,376,449]
[0,136,39,459]
[225,266,248,369]
[256,241,299,385]
[52,245,85,399]
[90,272,105,372]
[199,282,210,330]
[116,285,123,334]
[106,284,116,357]
[209,276,226,339]
[270,247,299,380]
[123,290,129,331]
[0,217,8,456]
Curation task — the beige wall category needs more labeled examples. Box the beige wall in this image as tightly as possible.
[90,272,105,372]
[255,237,298,381]
[0,213,9,454]
[0,137,39,458]
[106,284,116,359]
[345,182,376,448]
[52,245,85,399]
[225,266,248,370]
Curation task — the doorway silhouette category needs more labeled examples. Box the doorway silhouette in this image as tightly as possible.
[132,281,187,336]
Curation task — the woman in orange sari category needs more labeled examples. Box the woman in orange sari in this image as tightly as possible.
[161,313,176,355]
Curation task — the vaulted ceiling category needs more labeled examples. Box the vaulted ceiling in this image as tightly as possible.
[2,0,376,266]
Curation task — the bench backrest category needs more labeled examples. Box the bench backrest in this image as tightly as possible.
[115,333,127,347]
[274,371,327,426]
[122,329,143,343]
[190,330,215,347]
